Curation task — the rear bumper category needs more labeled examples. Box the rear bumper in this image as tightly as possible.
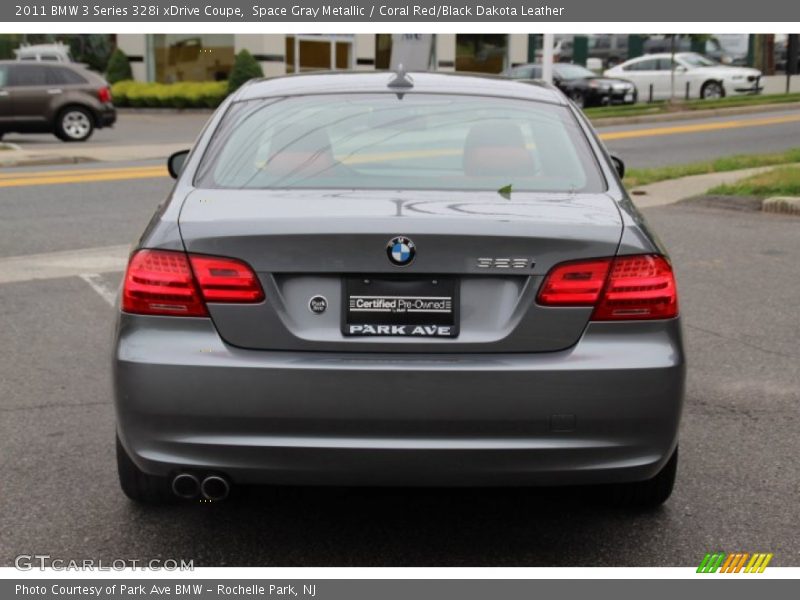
[114,316,685,487]
[605,90,637,105]
[96,105,116,128]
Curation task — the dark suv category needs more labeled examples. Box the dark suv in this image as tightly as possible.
[0,61,116,142]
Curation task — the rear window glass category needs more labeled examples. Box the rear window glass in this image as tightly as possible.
[195,93,605,193]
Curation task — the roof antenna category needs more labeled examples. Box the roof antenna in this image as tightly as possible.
[388,64,414,89]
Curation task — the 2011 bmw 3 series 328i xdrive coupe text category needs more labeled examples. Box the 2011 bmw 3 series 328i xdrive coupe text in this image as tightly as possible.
[114,71,684,508]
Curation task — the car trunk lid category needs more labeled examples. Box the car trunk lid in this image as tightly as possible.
[178,188,623,353]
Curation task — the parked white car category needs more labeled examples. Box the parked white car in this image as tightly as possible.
[605,52,762,101]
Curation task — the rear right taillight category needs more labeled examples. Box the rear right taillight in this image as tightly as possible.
[593,255,678,320]
[121,249,264,317]
[537,254,678,320]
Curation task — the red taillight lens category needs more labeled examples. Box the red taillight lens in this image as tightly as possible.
[593,255,678,320]
[189,255,265,303]
[122,250,207,316]
[537,254,678,320]
[536,258,612,305]
[121,250,264,316]
[97,86,112,103]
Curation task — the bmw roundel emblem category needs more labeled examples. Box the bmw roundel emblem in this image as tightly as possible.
[387,236,416,266]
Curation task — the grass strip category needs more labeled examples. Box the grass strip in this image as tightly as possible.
[585,92,800,120]
[707,166,800,197]
[624,148,800,188]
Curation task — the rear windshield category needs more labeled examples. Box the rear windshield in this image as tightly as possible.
[195,93,605,193]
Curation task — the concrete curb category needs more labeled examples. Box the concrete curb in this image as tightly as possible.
[0,142,189,169]
[116,107,214,115]
[591,101,800,127]
[762,196,800,215]
[0,155,95,168]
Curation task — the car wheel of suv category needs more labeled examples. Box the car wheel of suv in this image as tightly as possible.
[55,106,95,142]
[570,91,585,108]
[701,81,725,100]
[602,446,678,509]
[116,435,173,505]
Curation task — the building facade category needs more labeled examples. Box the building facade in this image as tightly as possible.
[116,34,531,82]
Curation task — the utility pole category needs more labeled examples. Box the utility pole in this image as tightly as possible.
[542,33,554,84]
[788,34,799,94]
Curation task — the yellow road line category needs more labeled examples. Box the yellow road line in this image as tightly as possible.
[0,166,167,188]
[0,165,165,180]
[598,113,800,141]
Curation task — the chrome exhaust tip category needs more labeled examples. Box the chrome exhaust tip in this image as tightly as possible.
[200,475,230,501]
[171,473,200,499]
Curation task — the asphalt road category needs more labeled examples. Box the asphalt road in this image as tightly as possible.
[599,108,800,168]
[1,168,798,567]
[1,111,208,148]
[3,106,800,170]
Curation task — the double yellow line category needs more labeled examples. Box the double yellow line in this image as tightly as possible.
[600,113,800,141]
[0,164,167,188]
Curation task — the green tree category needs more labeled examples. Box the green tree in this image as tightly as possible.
[68,34,113,73]
[228,49,264,94]
[105,48,133,84]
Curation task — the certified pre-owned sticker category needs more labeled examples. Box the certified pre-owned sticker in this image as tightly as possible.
[348,295,452,314]
[308,295,328,314]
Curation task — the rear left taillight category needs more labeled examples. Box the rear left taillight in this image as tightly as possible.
[97,86,112,103]
[121,249,263,317]
[537,254,678,320]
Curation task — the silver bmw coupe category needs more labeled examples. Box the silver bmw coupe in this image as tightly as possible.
[114,71,684,507]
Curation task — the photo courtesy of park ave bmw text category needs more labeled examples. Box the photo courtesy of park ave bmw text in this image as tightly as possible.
[0,0,799,596]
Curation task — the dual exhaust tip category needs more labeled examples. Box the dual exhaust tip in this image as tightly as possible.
[171,473,230,501]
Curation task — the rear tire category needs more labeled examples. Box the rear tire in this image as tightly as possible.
[602,447,678,509]
[55,106,95,142]
[700,80,725,100]
[116,435,173,505]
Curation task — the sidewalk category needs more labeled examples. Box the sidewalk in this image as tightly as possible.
[0,142,189,168]
[628,164,800,208]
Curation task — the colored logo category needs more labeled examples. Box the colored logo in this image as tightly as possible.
[697,552,773,573]
[387,236,416,266]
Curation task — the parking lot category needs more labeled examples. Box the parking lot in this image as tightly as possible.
[1,110,799,567]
